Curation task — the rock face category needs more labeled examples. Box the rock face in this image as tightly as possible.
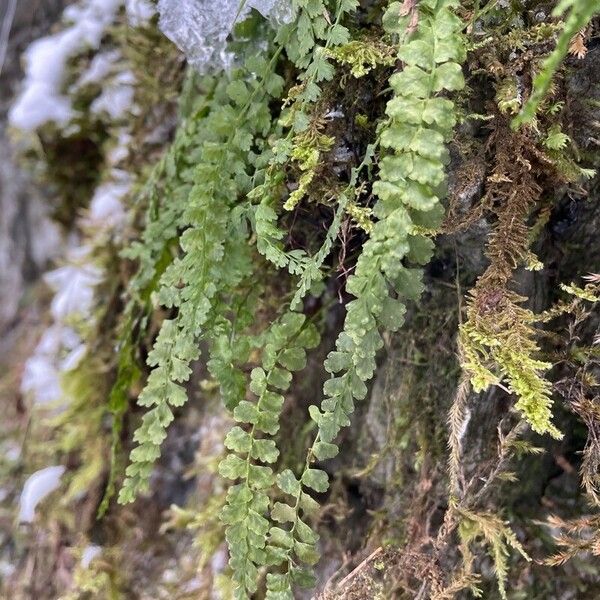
[0,0,67,333]
[2,3,600,599]
[318,46,600,600]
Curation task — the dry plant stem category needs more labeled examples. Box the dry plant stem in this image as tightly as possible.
[467,420,528,506]
[447,372,471,499]
[335,546,384,590]
[430,374,530,593]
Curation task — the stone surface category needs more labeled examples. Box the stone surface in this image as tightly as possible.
[0,0,68,332]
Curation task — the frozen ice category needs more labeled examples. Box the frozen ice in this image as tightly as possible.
[250,0,294,24]
[157,0,293,72]
[18,466,66,523]
[157,0,243,72]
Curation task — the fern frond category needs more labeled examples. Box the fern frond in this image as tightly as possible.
[119,51,284,504]
[513,0,600,127]
[262,1,466,594]
[219,312,320,598]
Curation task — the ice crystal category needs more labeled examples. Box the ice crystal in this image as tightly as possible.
[157,0,293,72]
[250,0,294,24]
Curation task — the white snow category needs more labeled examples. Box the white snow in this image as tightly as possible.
[60,343,87,371]
[21,252,107,405]
[21,255,103,405]
[9,0,123,131]
[16,1,139,415]
[126,0,156,26]
[18,466,66,523]
[45,263,103,321]
[76,50,121,87]
[21,324,85,404]
[20,353,62,404]
[90,70,136,120]
[86,179,130,228]
[107,132,132,165]
[81,545,102,568]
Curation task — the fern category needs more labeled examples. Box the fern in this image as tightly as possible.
[252,0,359,273]
[118,47,285,503]
[278,0,357,102]
[219,312,320,598]
[513,0,600,127]
[290,142,376,310]
[261,0,466,595]
[113,0,584,593]
[100,76,219,512]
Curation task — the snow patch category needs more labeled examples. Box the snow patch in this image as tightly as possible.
[76,50,121,87]
[81,545,102,568]
[20,353,62,404]
[18,466,66,523]
[126,0,156,26]
[107,132,132,165]
[9,0,123,131]
[60,344,87,372]
[86,178,130,228]
[21,324,85,404]
[90,70,136,120]
[45,263,103,321]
